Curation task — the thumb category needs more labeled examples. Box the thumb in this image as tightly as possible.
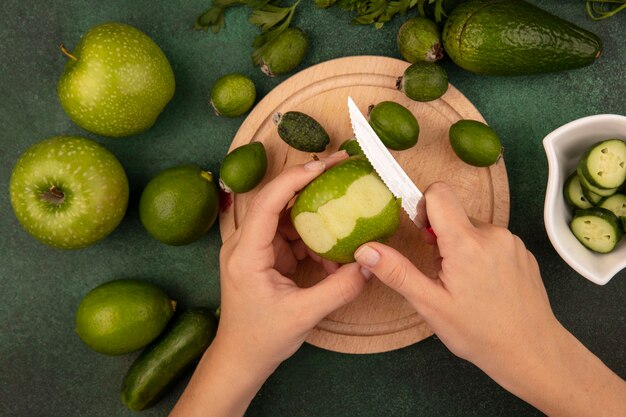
[299,263,367,321]
[354,242,440,305]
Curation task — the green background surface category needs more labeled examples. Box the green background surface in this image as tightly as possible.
[1,1,624,416]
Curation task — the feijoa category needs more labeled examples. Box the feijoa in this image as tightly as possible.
[397,17,443,63]
[397,62,448,102]
[254,27,308,77]
[369,101,420,151]
[210,73,256,117]
[274,111,330,152]
[219,142,268,193]
[339,138,363,156]
[449,120,503,167]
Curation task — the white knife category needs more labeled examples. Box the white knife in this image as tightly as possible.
[347,96,429,229]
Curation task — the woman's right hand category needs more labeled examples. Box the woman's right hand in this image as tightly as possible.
[354,181,626,417]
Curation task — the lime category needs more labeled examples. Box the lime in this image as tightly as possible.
[139,165,219,245]
[219,142,267,193]
[369,101,420,151]
[397,61,448,102]
[75,279,175,355]
[291,156,400,263]
[449,120,503,167]
[338,138,363,156]
[397,17,443,63]
[210,74,256,117]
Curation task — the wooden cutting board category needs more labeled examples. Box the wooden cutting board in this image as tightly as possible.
[219,56,509,354]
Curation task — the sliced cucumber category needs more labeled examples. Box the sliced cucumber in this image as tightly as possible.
[578,139,626,189]
[577,169,619,197]
[581,185,603,205]
[599,193,626,232]
[570,207,623,253]
[563,172,592,209]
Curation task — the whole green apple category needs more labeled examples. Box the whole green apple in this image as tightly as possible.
[58,23,175,137]
[10,136,129,249]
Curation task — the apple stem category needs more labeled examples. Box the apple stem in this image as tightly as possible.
[59,44,78,61]
[40,186,65,205]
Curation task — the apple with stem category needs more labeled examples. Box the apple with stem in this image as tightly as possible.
[58,22,175,137]
[10,136,129,249]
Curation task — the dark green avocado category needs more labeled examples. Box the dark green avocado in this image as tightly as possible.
[442,0,602,75]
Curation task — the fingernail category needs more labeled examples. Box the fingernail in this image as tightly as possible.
[354,245,380,268]
[359,267,373,280]
[304,160,325,171]
[329,150,348,159]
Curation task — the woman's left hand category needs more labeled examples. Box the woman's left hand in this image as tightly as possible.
[215,151,369,374]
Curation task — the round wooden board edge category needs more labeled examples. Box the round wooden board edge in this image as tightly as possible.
[218,55,511,354]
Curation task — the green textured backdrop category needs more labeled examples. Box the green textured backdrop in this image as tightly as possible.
[1,1,624,416]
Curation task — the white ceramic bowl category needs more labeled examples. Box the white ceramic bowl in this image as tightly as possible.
[543,114,626,285]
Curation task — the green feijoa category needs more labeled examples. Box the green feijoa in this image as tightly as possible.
[397,61,448,102]
[338,138,364,156]
[368,101,420,151]
[210,74,256,117]
[449,120,503,167]
[121,308,218,411]
[291,155,401,263]
[397,17,443,63]
[219,142,268,193]
[274,111,330,152]
[253,27,308,77]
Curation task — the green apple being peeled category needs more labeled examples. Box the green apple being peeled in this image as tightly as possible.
[58,23,175,137]
[10,136,129,249]
[291,156,400,263]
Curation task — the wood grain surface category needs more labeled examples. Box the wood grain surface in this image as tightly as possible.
[219,56,510,354]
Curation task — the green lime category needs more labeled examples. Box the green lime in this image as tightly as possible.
[75,279,175,355]
[369,101,420,151]
[338,138,363,156]
[139,165,219,245]
[449,120,503,167]
[397,17,443,63]
[219,142,268,193]
[210,74,256,117]
[397,61,448,102]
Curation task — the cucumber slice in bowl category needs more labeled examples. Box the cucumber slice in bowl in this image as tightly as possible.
[577,139,626,189]
[570,207,623,253]
[563,172,593,209]
[598,193,626,231]
[581,185,603,205]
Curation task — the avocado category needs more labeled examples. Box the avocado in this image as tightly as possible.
[274,111,330,152]
[442,0,602,75]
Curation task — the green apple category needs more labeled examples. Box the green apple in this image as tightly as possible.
[291,156,401,263]
[10,136,129,249]
[58,23,175,137]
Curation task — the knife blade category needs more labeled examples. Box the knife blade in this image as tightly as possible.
[347,96,428,228]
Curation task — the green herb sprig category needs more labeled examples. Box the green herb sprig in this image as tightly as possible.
[195,0,300,58]
[314,0,448,29]
[586,0,626,20]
